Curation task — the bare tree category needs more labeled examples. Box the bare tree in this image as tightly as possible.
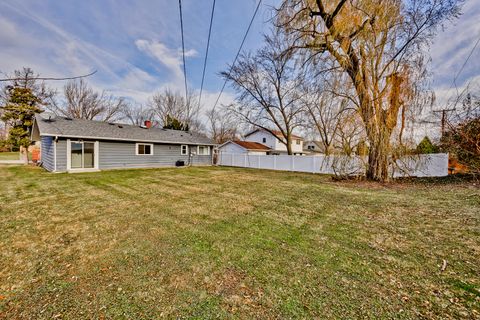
[122,104,156,126]
[206,107,238,144]
[148,88,200,130]
[49,79,126,122]
[277,0,462,181]
[221,31,306,155]
[303,71,361,155]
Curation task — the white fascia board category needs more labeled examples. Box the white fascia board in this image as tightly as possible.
[39,134,217,146]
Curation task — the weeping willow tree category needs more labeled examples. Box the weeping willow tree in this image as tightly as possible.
[276,0,462,181]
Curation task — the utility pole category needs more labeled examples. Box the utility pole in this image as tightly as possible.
[432,108,455,136]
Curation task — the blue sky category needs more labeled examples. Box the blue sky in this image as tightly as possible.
[0,0,479,117]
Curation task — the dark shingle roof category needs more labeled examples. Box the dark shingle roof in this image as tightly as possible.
[34,113,215,145]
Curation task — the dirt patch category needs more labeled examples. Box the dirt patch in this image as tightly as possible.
[204,268,269,315]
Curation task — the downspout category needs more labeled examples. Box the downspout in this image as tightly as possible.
[54,136,58,172]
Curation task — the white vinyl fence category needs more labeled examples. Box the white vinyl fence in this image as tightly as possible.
[218,153,449,178]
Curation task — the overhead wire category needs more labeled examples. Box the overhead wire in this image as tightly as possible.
[444,33,480,109]
[198,0,216,108]
[178,0,189,102]
[211,0,262,110]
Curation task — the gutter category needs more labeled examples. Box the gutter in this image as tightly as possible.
[39,133,217,146]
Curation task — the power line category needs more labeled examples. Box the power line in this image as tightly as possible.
[212,0,262,110]
[178,0,188,102]
[198,0,216,109]
[0,70,97,82]
[445,33,480,108]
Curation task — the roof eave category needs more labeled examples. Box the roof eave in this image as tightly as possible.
[38,133,217,146]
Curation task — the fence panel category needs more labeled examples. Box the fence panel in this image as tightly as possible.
[219,152,449,178]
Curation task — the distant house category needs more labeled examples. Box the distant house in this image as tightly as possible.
[31,113,216,172]
[243,129,305,155]
[303,141,325,154]
[219,140,271,155]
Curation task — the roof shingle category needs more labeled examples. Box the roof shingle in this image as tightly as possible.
[232,140,271,151]
[34,113,215,145]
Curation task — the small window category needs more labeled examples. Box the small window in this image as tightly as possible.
[296,139,301,145]
[136,143,153,155]
[197,146,210,156]
[262,137,266,143]
[181,145,188,155]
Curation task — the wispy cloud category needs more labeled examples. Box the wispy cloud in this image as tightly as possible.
[135,39,196,87]
[430,0,480,98]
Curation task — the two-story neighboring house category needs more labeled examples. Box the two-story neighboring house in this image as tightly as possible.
[303,141,325,154]
[243,129,305,155]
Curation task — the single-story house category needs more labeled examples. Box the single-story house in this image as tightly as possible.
[219,140,271,155]
[31,113,216,172]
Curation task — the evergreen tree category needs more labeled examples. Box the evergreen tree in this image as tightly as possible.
[1,86,43,154]
[163,114,189,131]
[416,136,438,154]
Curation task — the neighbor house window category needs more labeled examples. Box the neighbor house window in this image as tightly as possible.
[181,145,188,155]
[136,143,153,155]
[197,146,210,155]
[296,139,301,145]
[262,137,266,143]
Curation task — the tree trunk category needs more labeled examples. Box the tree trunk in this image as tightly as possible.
[286,135,293,155]
[20,146,29,165]
[366,131,390,181]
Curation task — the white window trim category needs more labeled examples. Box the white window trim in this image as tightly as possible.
[197,145,210,156]
[136,143,154,155]
[67,139,99,171]
[181,145,189,155]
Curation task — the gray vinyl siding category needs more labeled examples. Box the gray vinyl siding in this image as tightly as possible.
[47,138,213,172]
[40,136,54,171]
[98,141,212,169]
[56,139,68,172]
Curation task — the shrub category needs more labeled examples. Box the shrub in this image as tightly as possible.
[441,117,480,173]
[416,136,438,154]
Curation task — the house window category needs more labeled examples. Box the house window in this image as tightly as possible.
[262,137,266,143]
[296,139,301,145]
[197,146,210,155]
[308,145,314,150]
[181,145,188,155]
[70,141,95,169]
[136,143,153,155]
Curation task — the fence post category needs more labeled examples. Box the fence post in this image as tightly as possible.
[273,156,277,170]
[312,156,316,174]
[291,156,295,171]
[257,155,261,169]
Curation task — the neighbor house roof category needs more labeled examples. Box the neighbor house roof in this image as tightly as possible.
[303,141,325,153]
[231,140,271,151]
[32,113,215,145]
[245,128,303,140]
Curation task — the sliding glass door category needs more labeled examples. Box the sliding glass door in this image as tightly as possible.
[70,141,95,169]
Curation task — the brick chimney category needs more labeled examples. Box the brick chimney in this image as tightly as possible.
[144,120,152,129]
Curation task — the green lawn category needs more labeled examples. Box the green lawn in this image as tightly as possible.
[0,166,479,319]
[0,152,20,160]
